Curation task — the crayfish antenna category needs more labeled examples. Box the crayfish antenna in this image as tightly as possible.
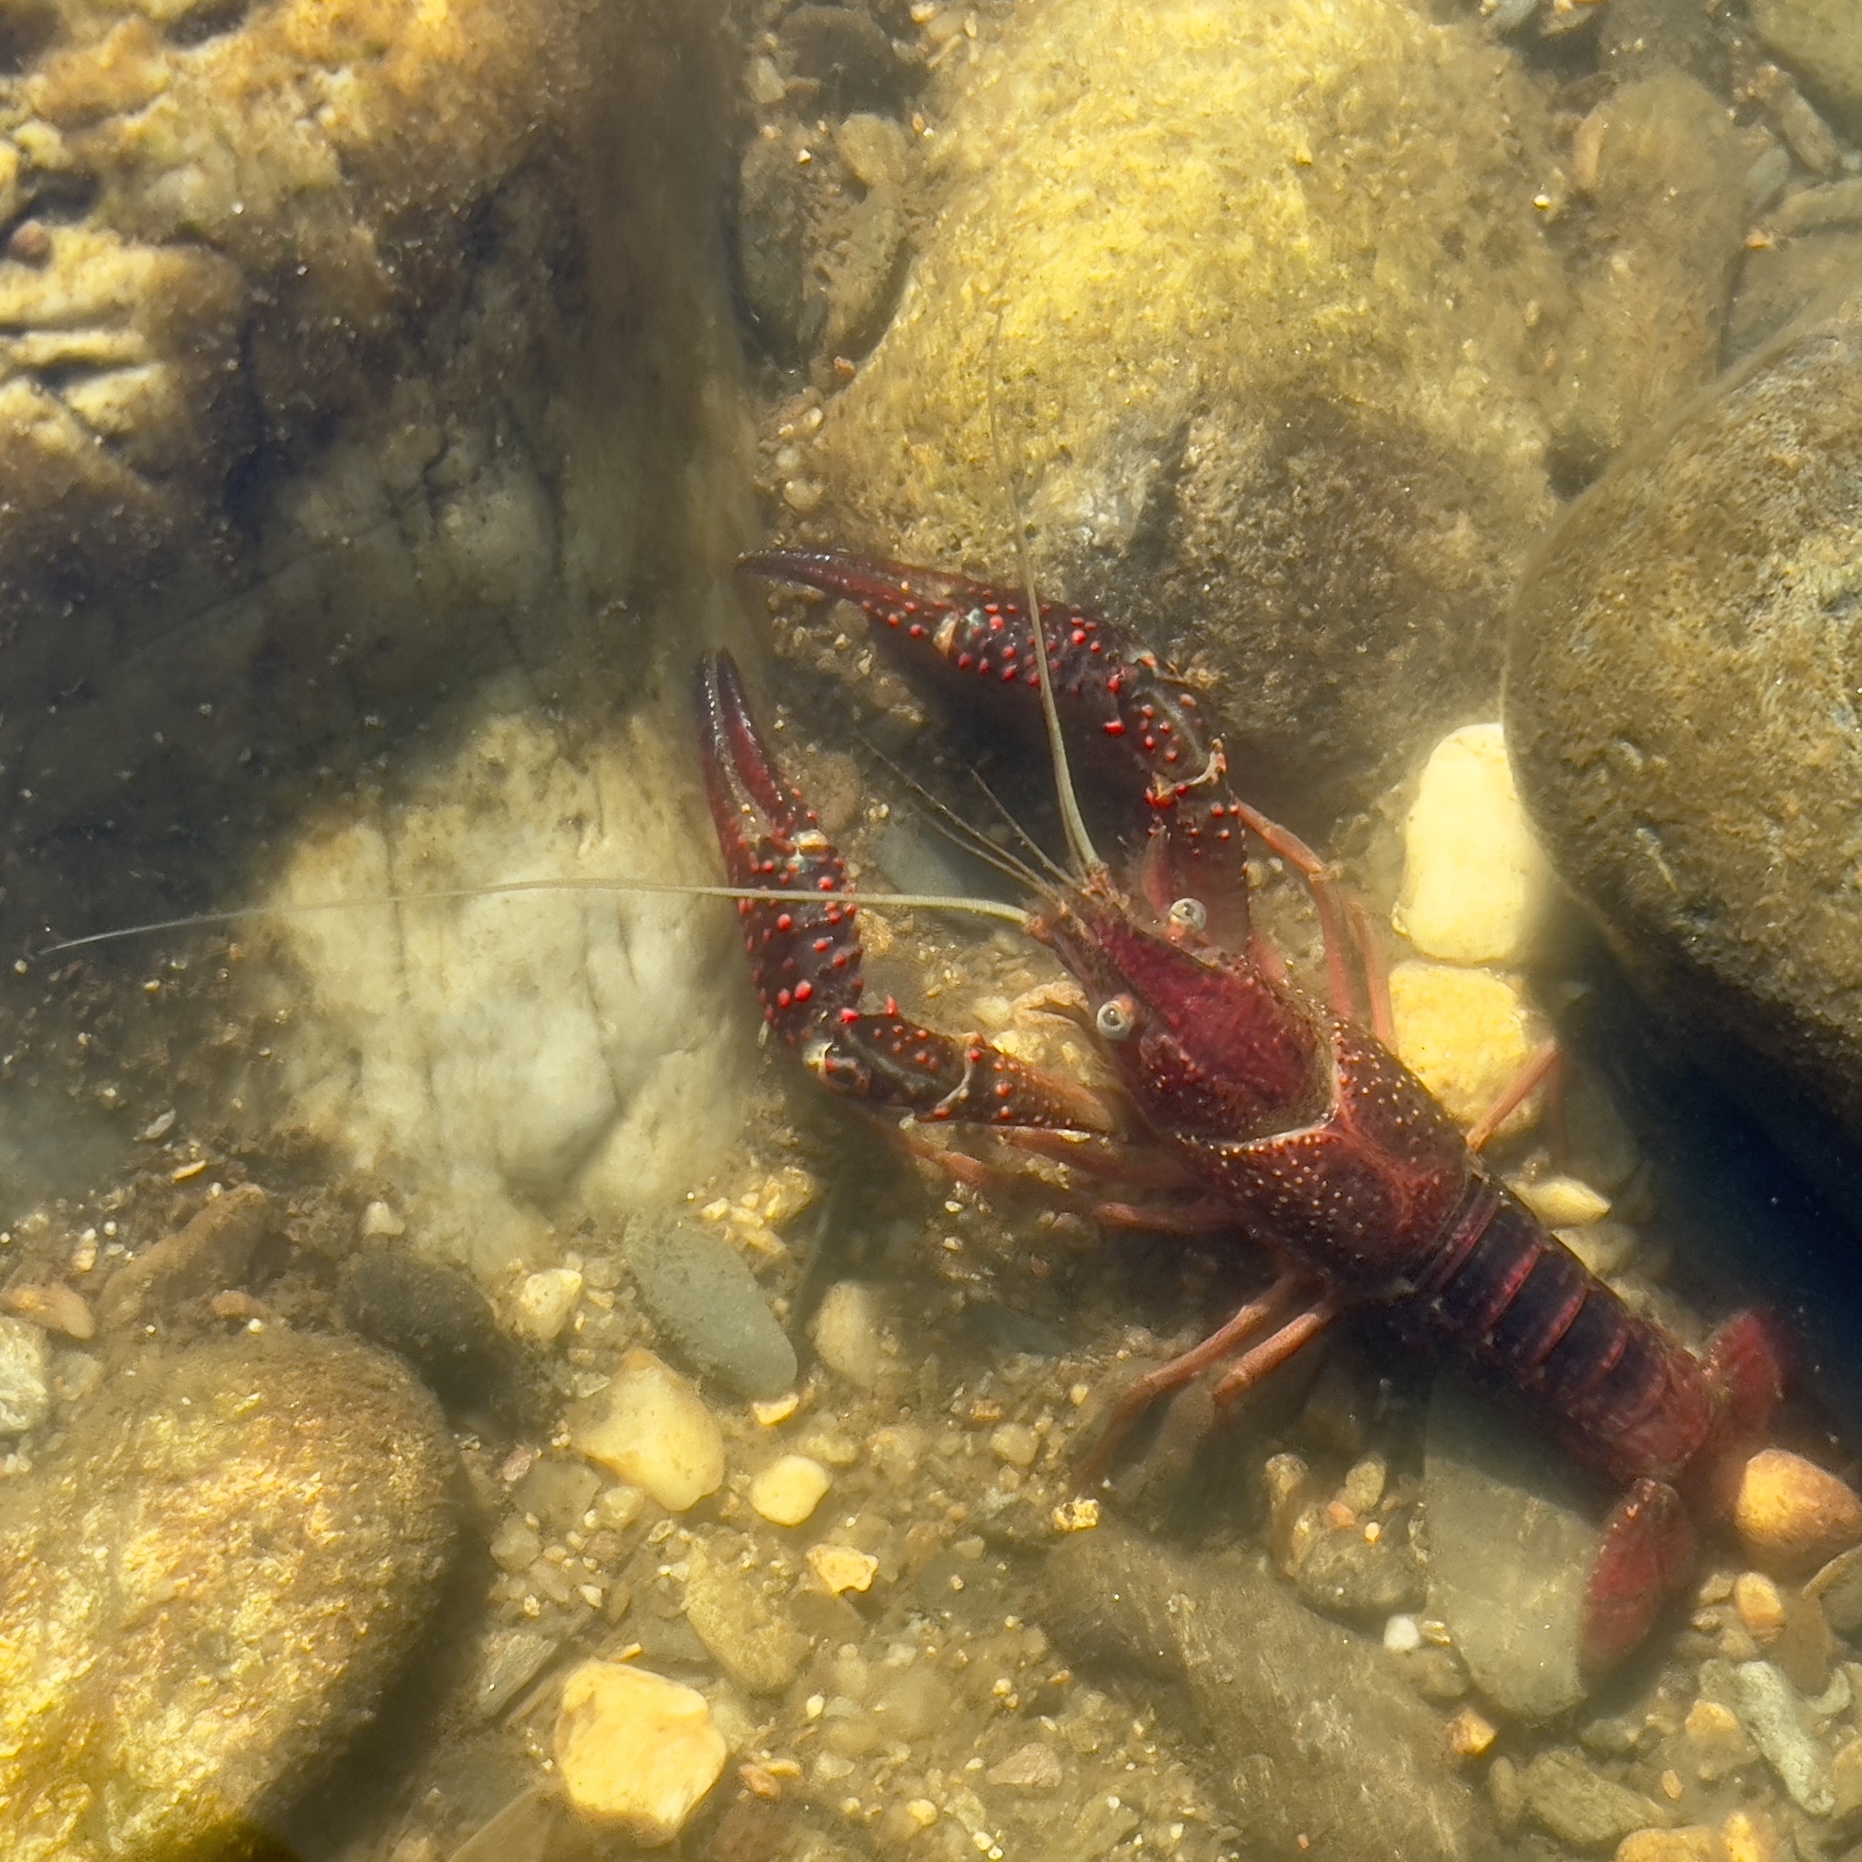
[987,321,1102,879]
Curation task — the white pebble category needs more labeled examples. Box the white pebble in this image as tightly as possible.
[515,1266,583,1343]
[0,1316,52,1434]
[1384,1615,1423,1653]
[1393,723,1558,965]
[572,1349,724,1511]
[989,1422,1040,1469]
[812,1281,893,1391]
[554,1660,726,1841]
[750,1454,832,1527]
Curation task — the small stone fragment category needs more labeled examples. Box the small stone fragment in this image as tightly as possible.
[1388,962,1543,1137]
[474,1626,562,1721]
[625,1218,797,1399]
[811,1280,893,1391]
[1734,1571,1788,1644]
[1615,1829,1722,1862]
[1732,1659,1834,1815]
[0,1317,50,1433]
[986,1740,1064,1791]
[572,1350,725,1512]
[1522,1748,1667,1848]
[808,1543,878,1595]
[1394,723,1557,965]
[1514,1174,1611,1229]
[682,1538,811,1694]
[989,1422,1040,1469]
[0,1283,94,1340]
[553,1660,725,1843]
[1446,1706,1497,1758]
[1735,1449,1862,1570]
[1719,1808,1777,1862]
[1828,1735,1862,1817]
[514,1267,582,1344]
[1806,1543,1862,1632]
[99,1182,269,1327]
[749,1454,831,1527]
[1683,1697,1758,1782]
[1749,0,1862,134]
[834,112,909,191]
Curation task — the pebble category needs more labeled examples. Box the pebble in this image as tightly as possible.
[0,1282,94,1340]
[985,1741,1064,1791]
[1387,962,1544,1137]
[1807,1543,1862,1633]
[811,1280,894,1391]
[1732,1659,1833,1814]
[513,1267,582,1343]
[572,1349,725,1512]
[808,1543,878,1595]
[553,1660,726,1842]
[1734,1448,1862,1570]
[0,1315,51,1433]
[682,1537,811,1694]
[749,1453,831,1527]
[98,1182,270,1327]
[1733,1571,1787,1644]
[1615,1830,1721,1862]
[339,1249,538,1424]
[624,1218,796,1400]
[1831,1735,1862,1816]
[1393,723,1557,965]
[1514,1174,1611,1229]
[1521,1748,1667,1848]
[834,112,909,191]
[988,1422,1040,1468]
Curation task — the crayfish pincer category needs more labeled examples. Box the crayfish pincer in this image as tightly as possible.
[701,547,1810,1675]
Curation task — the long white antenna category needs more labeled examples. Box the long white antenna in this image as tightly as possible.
[987,312,1101,876]
[33,879,1032,958]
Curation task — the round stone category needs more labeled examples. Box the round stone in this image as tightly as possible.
[0,1333,457,1861]
[749,1453,832,1527]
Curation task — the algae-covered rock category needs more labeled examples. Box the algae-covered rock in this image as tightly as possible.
[0,1332,458,1861]
[811,0,1567,822]
[1507,281,1862,1180]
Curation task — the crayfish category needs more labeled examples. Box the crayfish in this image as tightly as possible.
[701,547,1791,1676]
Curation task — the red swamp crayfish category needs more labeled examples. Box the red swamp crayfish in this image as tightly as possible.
[700,546,1799,1677]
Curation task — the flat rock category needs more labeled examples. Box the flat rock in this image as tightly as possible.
[0,1332,457,1862]
[1508,280,1862,1191]
[1042,1528,1487,1861]
[1751,0,1862,133]
[1424,1378,1596,1721]
[625,1217,796,1400]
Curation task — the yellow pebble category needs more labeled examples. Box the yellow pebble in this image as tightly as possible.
[1731,1570,1786,1643]
[1720,1807,1776,1862]
[807,1542,879,1595]
[1444,1706,1495,1757]
[1734,1449,1862,1570]
[1615,1829,1721,1862]
[748,1453,831,1527]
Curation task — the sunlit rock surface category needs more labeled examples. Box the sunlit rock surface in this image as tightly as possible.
[1508,280,1862,1192]
[0,1333,457,1860]
[0,0,757,1250]
[807,0,1572,823]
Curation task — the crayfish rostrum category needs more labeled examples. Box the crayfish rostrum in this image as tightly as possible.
[700,547,1802,1675]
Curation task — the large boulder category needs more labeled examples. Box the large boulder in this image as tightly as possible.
[1507,283,1862,1186]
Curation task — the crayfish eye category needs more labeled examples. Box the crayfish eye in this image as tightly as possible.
[1166,896,1208,934]
[1095,994,1138,1042]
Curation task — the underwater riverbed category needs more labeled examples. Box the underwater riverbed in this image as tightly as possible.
[3,0,1862,1858]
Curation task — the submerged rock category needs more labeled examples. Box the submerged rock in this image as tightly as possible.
[1424,1379,1595,1720]
[1042,1528,1488,1861]
[1508,282,1862,1190]
[810,0,1566,823]
[553,1659,726,1843]
[0,1333,457,1861]
[625,1217,797,1400]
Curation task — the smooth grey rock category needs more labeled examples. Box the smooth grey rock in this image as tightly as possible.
[1751,0,1862,134]
[1508,282,1862,1185]
[1521,1748,1667,1848]
[1042,1529,1488,1862]
[1423,1379,1595,1721]
[626,1218,797,1400]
